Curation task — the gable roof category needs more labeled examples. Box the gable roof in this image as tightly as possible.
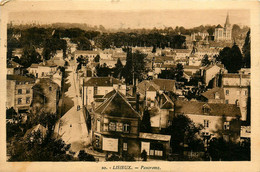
[84,77,123,86]
[201,87,225,100]
[160,93,174,109]
[175,100,241,117]
[152,78,176,92]
[137,80,160,95]
[95,90,141,118]
[216,24,223,28]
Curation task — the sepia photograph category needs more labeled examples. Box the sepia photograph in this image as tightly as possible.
[0,0,260,171]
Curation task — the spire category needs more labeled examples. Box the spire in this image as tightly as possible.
[224,12,231,28]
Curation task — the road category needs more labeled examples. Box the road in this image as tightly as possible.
[54,62,91,153]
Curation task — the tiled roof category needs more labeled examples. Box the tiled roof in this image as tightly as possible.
[137,80,160,95]
[152,78,176,92]
[175,100,241,117]
[95,90,141,118]
[201,87,225,100]
[7,74,35,82]
[84,77,122,86]
[139,132,171,142]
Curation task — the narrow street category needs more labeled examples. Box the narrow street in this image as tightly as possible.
[54,62,91,153]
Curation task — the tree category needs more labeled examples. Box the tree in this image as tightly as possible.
[78,150,95,161]
[140,108,152,133]
[158,63,184,81]
[113,58,124,79]
[217,43,243,73]
[94,54,100,62]
[122,49,147,85]
[201,54,211,66]
[166,114,203,154]
[20,45,42,67]
[242,30,250,68]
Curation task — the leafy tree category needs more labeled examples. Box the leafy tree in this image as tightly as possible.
[94,54,100,62]
[122,49,147,85]
[242,30,250,68]
[95,63,112,77]
[113,58,124,79]
[201,54,211,66]
[140,108,152,133]
[217,43,243,73]
[78,150,95,161]
[166,114,203,154]
[20,45,42,67]
[158,63,184,81]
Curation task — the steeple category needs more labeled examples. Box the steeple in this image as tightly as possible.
[224,12,231,28]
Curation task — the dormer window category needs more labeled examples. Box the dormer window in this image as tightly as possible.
[202,104,211,114]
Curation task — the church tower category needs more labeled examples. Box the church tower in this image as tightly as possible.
[224,13,232,41]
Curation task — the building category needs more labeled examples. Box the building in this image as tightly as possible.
[28,60,57,78]
[201,87,225,104]
[82,77,126,106]
[188,54,201,66]
[214,13,232,41]
[31,78,60,114]
[137,79,176,102]
[150,93,174,133]
[175,100,241,140]
[7,60,23,75]
[6,74,35,113]
[173,49,191,60]
[91,90,171,159]
[221,73,250,121]
[74,50,99,62]
[201,64,225,86]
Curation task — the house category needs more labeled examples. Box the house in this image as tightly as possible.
[82,77,126,106]
[221,73,250,121]
[53,50,65,66]
[183,65,201,75]
[173,49,191,60]
[6,74,35,115]
[7,60,23,75]
[150,93,174,133]
[31,78,60,114]
[91,90,171,160]
[188,54,201,66]
[175,100,241,140]
[74,50,99,62]
[137,79,176,102]
[201,87,225,104]
[201,64,225,86]
[28,60,57,78]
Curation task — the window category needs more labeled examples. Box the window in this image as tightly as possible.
[116,122,123,132]
[42,72,44,76]
[26,88,30,94]
[18,89,22,94]
[26,97,30,104]
[49,87,52,91]
[123,124,130,133]
[244,90,248,96]
[214,92,220,99]
[95,135,100,148]
[108,122,116,131]
[204,120,209,128]
[225,100,229,104]
[203,106,210,114]
[17,98,22,104]
[89,90,92,94]
[150,143,163,157]
[236,90,240,96]
[123,142,127,151]
[97,119,100,132]
[225,90,229,95]
[224,122,230,130]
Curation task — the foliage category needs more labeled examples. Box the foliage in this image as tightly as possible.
[78,150,95,161]
[122,49,147,85]
[140,108,152,133]
[94,54,100,62]
[217,43,243,73]
[95,63,113,77]
[201,54,211,66]
[113,58,124,79]
[166,114,203,153]
[106,153,121,161]
[208,137,250,161]
[20,45,42,67]
[158,63,184,81]
[242,30,250,68]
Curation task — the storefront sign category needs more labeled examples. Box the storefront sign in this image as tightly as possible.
[102,137,118,152]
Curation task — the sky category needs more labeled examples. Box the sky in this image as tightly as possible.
[9,9,250,29]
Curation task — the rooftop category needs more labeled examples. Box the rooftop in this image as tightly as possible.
[84,77,123,86]
[7,74,35,82]
[201,87,225,100]
[175,100,241,117]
